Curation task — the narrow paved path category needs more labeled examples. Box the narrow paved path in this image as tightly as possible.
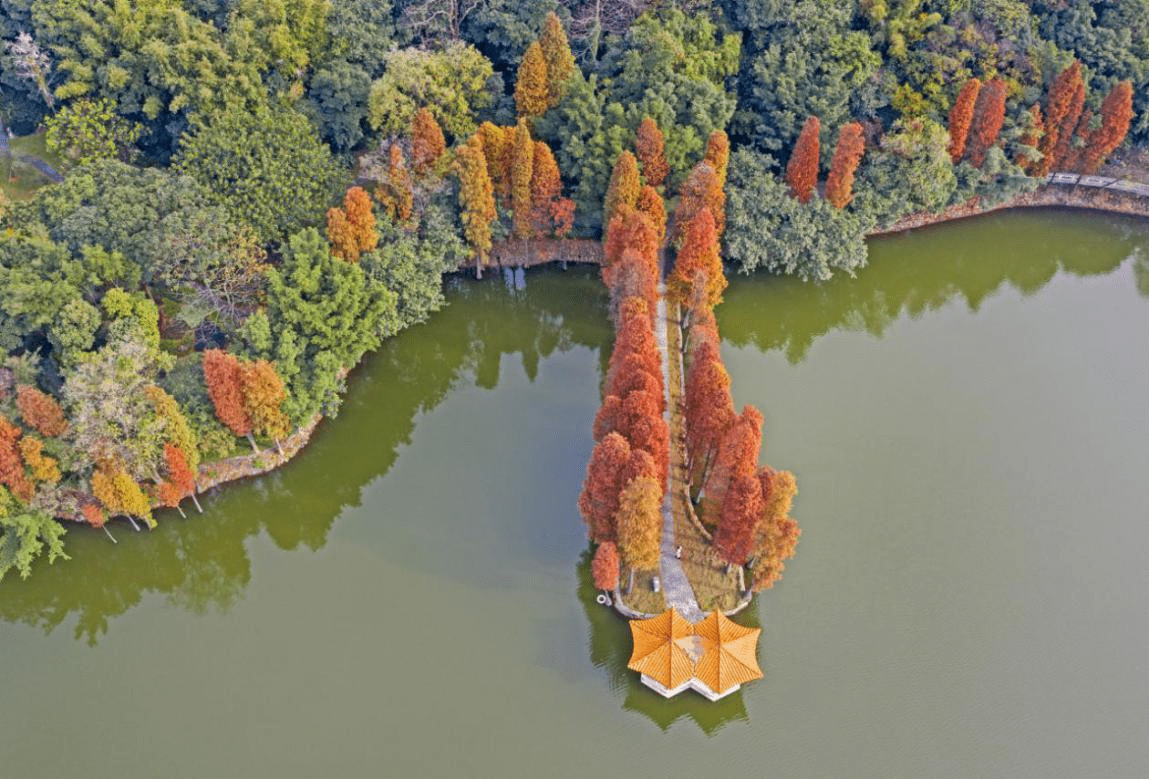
[654,282,704,622]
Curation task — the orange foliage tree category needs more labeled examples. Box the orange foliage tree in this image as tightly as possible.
[15,385,67,437]
[203,349,252,443]
[592,395,621,441]
[157,443,199,517]
[609,248,659,326]
[411,107,446,174]
[825,122,865,209]
[669,208,726,308]
[607,298,661,385]
[592,541,620,593]
[18,437,59,485]
[477,122,514,205]
[704,129,730,187]
[456,134,498,276]
[673,162,724,245]
[616,475,662,584]
[635,185,666,247]
[511,119,535,238]
[327,186,377,263]
[947,78,981,163]
[750,467,801,591]
[607,352,664,414]
[602,206,658,295]
[238,360,290,447]
[530,140,574,237]
[966,78,1007,168]
[785,116,821,203]
[1080,81,1133,173]
[538,11,576,108]
[615,389,669,486]
[578,431,631,543]
[0,416,33,502]
[634,117,669,188]
[515,41,549,119]
[603,151,641,230]
[92,465,154,528]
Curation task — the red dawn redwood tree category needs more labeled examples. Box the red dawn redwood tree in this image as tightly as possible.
[684,340,735,496]
[634,185,666,247]
[609,248,659,325]
[592,394,622,441]
[1039,61,1084,176]
[607,298,661,386]
[592,541,620,593]
[477,121,514,205]
[203,349,253,448]
[616,475,663,589]
[750,467,801,591]
[0,416,33,502]
[578,431,631,543]
[1080,81,1133,173]
[715,467,767,576]
[634,117,669,188]
[673,162,723,245]
[947,78,981,163]
[530,140,574,237]
[237,360,290,448]
[669,207,726,309]
[785,116,820,203]
[607,352,665,413]
[538,12,576,108]
[966,78,1007,168]
[825,122,865,209]
[456,134,498,277]
[703,404,763,521]
[603,207,659,292]
[411,108,446,174]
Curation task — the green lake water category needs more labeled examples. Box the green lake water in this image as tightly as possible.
[2,209,1148,777]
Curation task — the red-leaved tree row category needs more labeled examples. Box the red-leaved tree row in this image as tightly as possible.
[785,116,866,209]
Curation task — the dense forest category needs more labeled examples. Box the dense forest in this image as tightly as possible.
[0,0,1144,580]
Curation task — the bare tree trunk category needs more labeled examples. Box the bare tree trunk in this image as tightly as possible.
[176,505,186,519]
[628,567,635,595]
[275,438,285,456]
[127,516,141,532]
[737,565,745,593]
[476,254,483,279]
[190,493,204,513]
[103,526,118,544]
[247,433,259,453]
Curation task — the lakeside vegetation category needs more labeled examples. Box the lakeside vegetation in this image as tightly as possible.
[0,1,1144,581]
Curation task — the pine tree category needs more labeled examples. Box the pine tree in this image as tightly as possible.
[704,130,730,187]
[1080,81,1133,174]
[411,107,446,174]
[785,116,821,203]
[966,78,1007,168]
[15,385,67,437]
[591,541,620,593]
[825,122,865,209]
[947,78,981,163]
[203,349,252,441]
[530,140,574,237]
[634,117,669,188]
[669,208,726,309]
[515,41,549,119]
[538,11,576,108]
[456,134,498,277]
[578,431,631,543]
[673,162,724,245]
[616,475,662,574]
[511,119,535,238]
[603,151,641,229]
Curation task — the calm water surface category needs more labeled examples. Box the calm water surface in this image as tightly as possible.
[2,210,1148,778]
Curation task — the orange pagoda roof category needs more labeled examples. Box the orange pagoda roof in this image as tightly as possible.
[627,608,696,690]
[692,611,763,694]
